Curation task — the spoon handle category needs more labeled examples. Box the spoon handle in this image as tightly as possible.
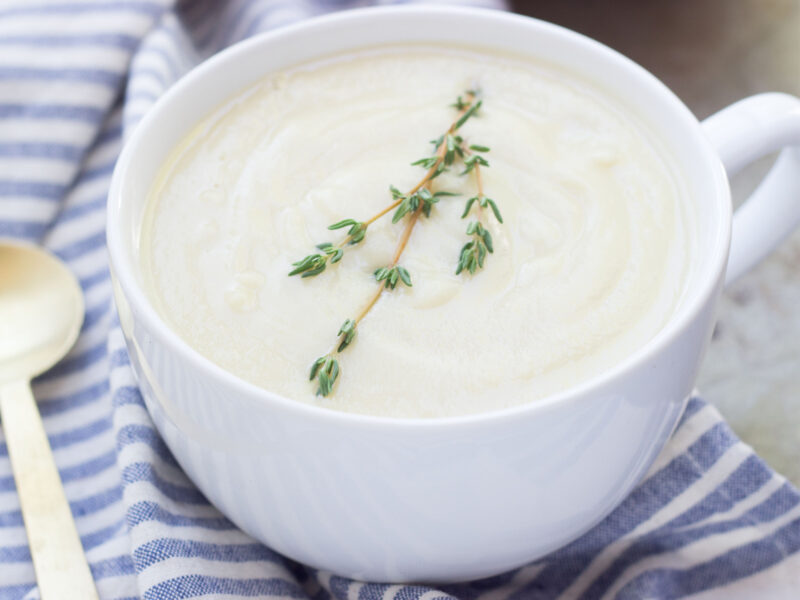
[0,379,99,600]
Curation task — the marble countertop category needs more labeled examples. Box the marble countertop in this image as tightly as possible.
[514,0,800,485]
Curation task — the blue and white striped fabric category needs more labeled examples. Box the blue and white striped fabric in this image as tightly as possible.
[1,1,800,598]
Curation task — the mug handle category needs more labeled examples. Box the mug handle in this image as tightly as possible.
[701,93,800,286]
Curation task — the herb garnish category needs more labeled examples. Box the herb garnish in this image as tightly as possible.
[290,89,502,396]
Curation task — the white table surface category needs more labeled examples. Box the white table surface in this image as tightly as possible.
[513,0,800,485]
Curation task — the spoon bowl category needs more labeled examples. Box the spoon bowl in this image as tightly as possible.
[0,242,83,382]
[0,239,98,599]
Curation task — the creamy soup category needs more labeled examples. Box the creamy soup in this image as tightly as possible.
[140,45,695,418]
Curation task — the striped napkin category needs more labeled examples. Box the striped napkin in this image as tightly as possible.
[1,1,799,598]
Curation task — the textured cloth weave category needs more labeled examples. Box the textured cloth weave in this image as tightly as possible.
[1,1,800,599]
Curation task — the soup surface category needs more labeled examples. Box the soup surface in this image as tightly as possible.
[140,45,694,418]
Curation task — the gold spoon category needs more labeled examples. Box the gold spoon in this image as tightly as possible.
[0,240,98,599]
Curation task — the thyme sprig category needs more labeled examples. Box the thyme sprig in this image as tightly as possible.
[456,221,493,274]
[288,220,367,277]
[456,144,502,274]
[295,89,502,396]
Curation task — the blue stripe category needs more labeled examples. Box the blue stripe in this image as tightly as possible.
[127,500,235,531]
[110,347,131,368]
[0,545,30,563]
[663,454,773,530]
[511,421,738,599]
[0,518,124,562]
[49,415,113,451]
[0,66,120,87]
[0,483,121,528]
[329,575,352,600]
[121,462,209,504]
[58,449,118,483]
[616,515,800,599]
[81,300,112,333]
[92,122,123,148]
[38,340,107,381]
[79,267,110,291]
[0,585,34,600]
[1,584,136,600]
[0,179,65,200]
[69,484,123,518]
[132,66,169,88]
[0,33,140,50]
[0,449,116,494]
[138,43,185,82]
[90,554,137,579]
[0,102,104,122]
[0,414,112,457]
[0,220,48,239]
[125,90,161,105]
[134,539,285,570]
[0,2,163,18]
[81,518,127,551]
[358,584,393,600]
[78,159,116,183]
[0,557,135,598]
[113,385,146,409]
[395,586,445,600]
[580,480,799,599]
[52,230,106,261]
[0,142,83,160]
[144,576,306,600]
[117,424,179,467]
[37,379,109,417]
[59,195,108,222]
[675,396,706,431]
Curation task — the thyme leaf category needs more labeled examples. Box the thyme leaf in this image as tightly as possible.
[309,355,340,396]
[374,265,412,290]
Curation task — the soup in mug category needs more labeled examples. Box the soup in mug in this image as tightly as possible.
[140,45,695,418]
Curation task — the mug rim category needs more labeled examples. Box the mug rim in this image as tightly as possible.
[107,4,731,430]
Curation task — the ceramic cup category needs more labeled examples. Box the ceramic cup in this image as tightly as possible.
[107,6,800,583]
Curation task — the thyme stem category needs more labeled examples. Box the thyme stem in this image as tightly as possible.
[298,89,499,397]
[349,101,459,327]
[355,183,428,325]
[363,200,402,226]
[474,155,485,198]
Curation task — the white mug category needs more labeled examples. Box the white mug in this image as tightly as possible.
[107,6,800,583]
